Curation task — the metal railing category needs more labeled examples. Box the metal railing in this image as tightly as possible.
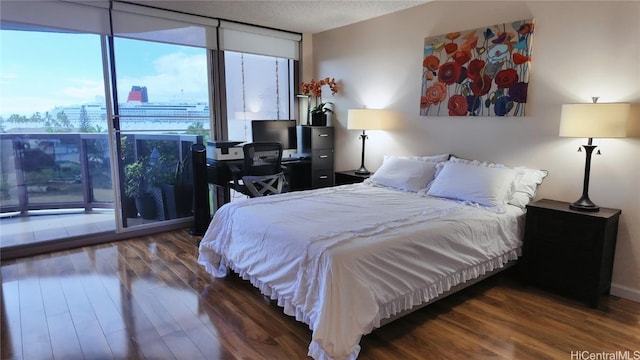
[0,133,200,216]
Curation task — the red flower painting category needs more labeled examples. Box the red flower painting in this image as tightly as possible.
[420,19,534,117]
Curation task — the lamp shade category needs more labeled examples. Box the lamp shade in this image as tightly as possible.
[347,109,395,130]
[559,103,629,138]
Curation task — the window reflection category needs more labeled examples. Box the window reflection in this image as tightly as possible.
[225,51,293,142]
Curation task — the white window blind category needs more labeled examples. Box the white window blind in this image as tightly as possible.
[110,2,218,49]
[0,0,110,34]
[219,21,301,60]
[1,1,301,58]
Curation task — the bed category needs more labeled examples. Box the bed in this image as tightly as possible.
[198,155,547,360]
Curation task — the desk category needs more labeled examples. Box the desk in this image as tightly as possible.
[207,159,312,206]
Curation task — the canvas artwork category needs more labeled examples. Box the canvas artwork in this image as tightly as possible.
[420,19,535,117]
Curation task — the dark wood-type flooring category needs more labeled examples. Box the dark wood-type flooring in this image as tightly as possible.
[2,229,639,359]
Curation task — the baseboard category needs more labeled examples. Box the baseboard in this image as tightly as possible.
[611,283,640,303]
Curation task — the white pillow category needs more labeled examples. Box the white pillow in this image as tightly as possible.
[448,156,547,208]
[448,156,504,168]
[509,167,548,208]
[366,156,439,192]
[427,161,517,208]
[386,153,450,163]
[417,153,450,162]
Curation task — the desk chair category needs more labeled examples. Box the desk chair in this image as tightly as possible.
[230,142,287,197]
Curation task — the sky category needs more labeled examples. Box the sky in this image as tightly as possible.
[0,30,210,118]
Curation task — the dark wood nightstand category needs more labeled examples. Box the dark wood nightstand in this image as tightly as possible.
[521,199,621,308]
[335,170,372,185]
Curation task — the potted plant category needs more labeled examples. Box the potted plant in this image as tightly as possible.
[310,102,333,126]
[120,135,139,219]
[159,151,193,219]
[124,157,159,220]
[175,151,194,217]
[300,77,339,126]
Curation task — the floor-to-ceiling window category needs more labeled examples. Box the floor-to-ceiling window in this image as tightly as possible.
[109,3,218,230]
[110,39,211,229]
[225,51,294,142]
[0,26,115,246]
[0,0,300,257]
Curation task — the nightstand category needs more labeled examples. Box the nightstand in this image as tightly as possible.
[521,199,621,307]
[335,170,372,185]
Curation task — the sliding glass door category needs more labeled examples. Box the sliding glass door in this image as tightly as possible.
[0,28,114,246]
[111,38,211,228]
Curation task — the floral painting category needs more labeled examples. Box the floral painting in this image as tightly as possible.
[420,19,535,117]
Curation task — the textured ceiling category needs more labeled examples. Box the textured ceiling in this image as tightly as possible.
[126,0,431,34]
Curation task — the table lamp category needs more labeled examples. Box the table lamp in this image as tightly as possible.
[347,109,395,175]
[559,98,629,211]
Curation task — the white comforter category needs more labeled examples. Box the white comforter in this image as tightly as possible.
[198,184,525,360]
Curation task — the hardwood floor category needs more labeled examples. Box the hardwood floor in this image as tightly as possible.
[2,229,639,360]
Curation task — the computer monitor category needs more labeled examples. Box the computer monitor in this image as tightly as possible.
[251,120,298,158]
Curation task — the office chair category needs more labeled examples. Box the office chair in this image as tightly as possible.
[230,142,287,197]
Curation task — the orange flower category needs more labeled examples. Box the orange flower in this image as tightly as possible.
[513,53,531,65]
[460,42,472,54]
[465,36,478,49]
[468,59,486,81]
[462,30,476,40]
[438,62,461,85]
[452,50,471,65]
[494,68,518,89]
[301,77,338,97]
[445,32,461,41]
[423,55,440,71]
[444,43,458,55]
[448,95,468,116]
[424,81,447,106]
[420,96,430,109]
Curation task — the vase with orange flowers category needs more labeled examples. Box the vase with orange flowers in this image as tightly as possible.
[300,77,338,126]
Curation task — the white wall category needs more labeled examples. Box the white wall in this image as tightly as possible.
[310,1,640,301]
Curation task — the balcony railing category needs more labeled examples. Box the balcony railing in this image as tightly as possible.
[0,133,201,219]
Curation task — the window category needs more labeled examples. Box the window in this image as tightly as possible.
[112,38,211,226]
[225,51,294,142]
[0,1,300,252]
[0,29,111,213]
[112,38,211,137]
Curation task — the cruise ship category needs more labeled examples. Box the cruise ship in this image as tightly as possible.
[5,86,210,132]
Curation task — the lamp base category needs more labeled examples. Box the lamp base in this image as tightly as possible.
[355,130,370,175]
[569,142,600,212]
[354,166,370,175]
[569,197,600,212]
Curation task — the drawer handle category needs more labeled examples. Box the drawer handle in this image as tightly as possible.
[319,134,329,137]
[319,155,329,159]
[319,175,328,179]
